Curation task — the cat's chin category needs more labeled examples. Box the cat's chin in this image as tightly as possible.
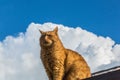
[43,42,53,47]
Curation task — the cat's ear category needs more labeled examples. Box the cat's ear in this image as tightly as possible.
[53,26,58,34]
[39,30,45,35]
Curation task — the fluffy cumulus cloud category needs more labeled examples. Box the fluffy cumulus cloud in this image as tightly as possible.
[0,22,120,80]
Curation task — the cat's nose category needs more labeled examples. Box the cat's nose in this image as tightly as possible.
[45,36,48,40]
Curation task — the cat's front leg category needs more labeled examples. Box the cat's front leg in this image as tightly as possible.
[53,66,64,80]
[51,60,65,80]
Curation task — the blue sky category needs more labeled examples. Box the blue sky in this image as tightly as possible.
[0,0,120,43]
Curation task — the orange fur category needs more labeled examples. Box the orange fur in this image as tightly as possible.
[39,27,91,80]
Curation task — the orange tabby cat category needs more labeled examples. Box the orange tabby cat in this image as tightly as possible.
[39,27,91,80]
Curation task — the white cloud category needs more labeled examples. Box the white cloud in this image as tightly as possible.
[0,22,120,80]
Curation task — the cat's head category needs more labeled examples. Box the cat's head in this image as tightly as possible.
[39,27,59,47]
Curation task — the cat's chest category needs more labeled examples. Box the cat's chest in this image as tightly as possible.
[43,51,55,59]
[43,52,58,66]
[41,50,65,62]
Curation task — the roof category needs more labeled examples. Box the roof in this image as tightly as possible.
[84,66,120,80]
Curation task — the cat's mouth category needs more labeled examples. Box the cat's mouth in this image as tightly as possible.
[43,41,53,46]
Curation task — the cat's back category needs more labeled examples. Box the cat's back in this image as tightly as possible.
[65,49,86,62]
[64,49,91,79]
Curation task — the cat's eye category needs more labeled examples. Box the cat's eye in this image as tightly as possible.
[47,34,52,37]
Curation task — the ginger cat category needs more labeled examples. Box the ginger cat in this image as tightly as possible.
[39,27,91,80]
